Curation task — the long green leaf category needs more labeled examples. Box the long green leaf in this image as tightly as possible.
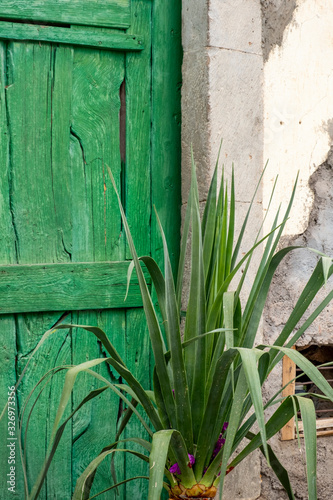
[195,348,237,478]
[233,177,279,310]
[296,396,317,500]
[88,476,150,500]
[105,358,162,432]
[107,166,176,428]
[0,318,69,423]
[202,368,247,490]
[54,324,126,366]
[230,160,268,269]
[269,347,333,401]
[229,397,295,468]
[73,449,150,500]
[202,161,218,281]
[155,209,193,451]
[272,260,333,351]
[237,348,269,463]
[207,221,286,332]
[148,430,196,500]
[20,367,71,497]
[241,246,300,348]
[253,433,295,500]
[184,154,207,440]
[28,386,108,499]
[242,174,298,341]
[176,157,193,311]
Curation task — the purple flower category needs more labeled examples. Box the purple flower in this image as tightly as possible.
[210,423,228,461]
[212,436,225,459]
[188,454,195,468]
[169,462,181,475]
[169,453,196,475]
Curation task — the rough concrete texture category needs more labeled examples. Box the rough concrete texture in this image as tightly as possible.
[207,42,265,308]
[259,434,333,499]
[264,149,333,348]
[181,49,211,203]
[258,150,333,500]
[260,0,298,61]
[222,450,261,500]
[209,0,262,55]
[207,46,264,202]
[181,0,210,204]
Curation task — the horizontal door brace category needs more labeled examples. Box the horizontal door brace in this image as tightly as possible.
[0,21,144,51]
[0,261,149,314]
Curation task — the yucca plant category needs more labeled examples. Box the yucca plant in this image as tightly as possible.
[8,152,333,499]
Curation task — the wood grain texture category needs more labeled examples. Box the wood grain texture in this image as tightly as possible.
[0,262,149,313]
[125,308,151,498]
[124,4,152,495]
[297,418,333,438]
[3,40,73,498]
[70,41,127,497]
[70,43,125,263]
[71,310,126,499]
[0,0,131,29]
[281,353,296,440]
[0,41,25,500]
[0,22,143,52]
[0,0,182,496]
[125,0,151,258]
[151,0,182,274]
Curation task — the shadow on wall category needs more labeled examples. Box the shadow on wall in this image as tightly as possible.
[261,0,298,61]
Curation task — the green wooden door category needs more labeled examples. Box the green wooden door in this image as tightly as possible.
[0,1,181,498]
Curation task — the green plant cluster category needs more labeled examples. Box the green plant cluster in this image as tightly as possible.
[6,152,333,500]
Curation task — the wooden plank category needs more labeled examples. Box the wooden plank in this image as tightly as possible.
[0,262,149,313]
[281,350,296,440]
[4,39,73,498]
[151,0,182,273]
[298,418,333,433]
[70,41,127,496]
[0,0,131,29]
[125,0,151,257]
[125,309,150,498]
[124,4,152,495]
[70,44,125,263]
[0,22,143,51]
[44,44,73,498]
[50,44,73,265]
[71,309,126,499]
[0,43,24,499]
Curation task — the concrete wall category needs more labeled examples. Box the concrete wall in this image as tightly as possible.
[182,1,333,498]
